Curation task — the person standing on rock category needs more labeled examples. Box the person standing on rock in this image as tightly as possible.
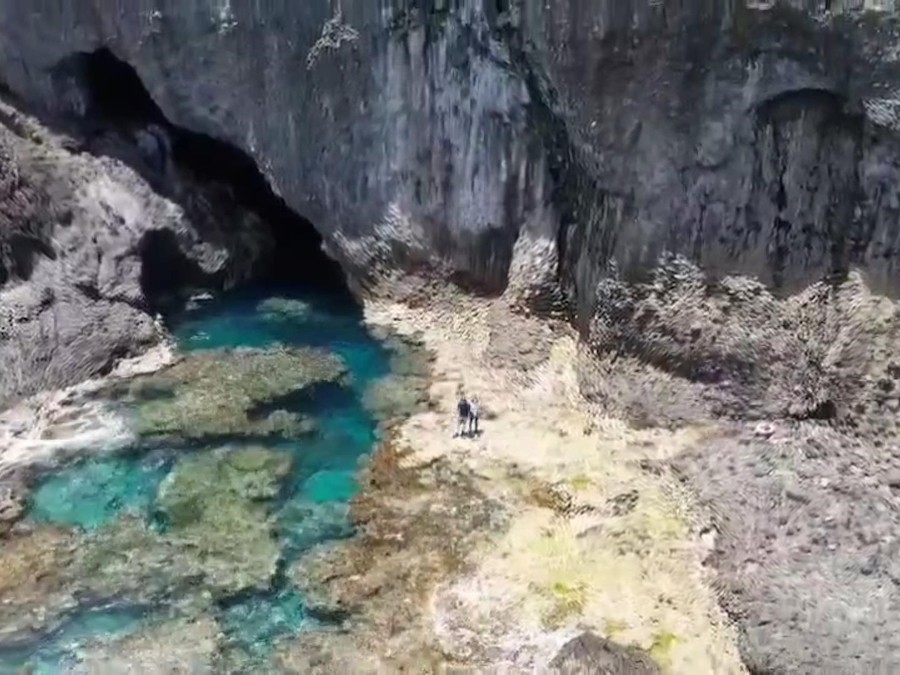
[468,396,480,436]
[454,394,470,438]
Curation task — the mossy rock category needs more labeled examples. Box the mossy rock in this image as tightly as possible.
[115,346,346,440]
[151,446,290,595]
[649,631,681,669]
[158,446,291,525]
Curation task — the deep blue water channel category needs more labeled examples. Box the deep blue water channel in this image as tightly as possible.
[2,287,393,673]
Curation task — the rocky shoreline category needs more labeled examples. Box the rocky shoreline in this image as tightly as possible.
[272,288,746,673]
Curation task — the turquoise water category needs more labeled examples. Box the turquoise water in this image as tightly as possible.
[6,287,395,671]
[29,454,170,531]
[0,607,149,675]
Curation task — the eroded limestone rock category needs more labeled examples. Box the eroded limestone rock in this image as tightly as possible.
[0,480,28,534]
[257,297,313,323]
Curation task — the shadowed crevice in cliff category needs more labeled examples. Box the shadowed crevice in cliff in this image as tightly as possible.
[138,229,215,304]
[498,23,626,330]
[751,87,865,293]
[50,48,349,305]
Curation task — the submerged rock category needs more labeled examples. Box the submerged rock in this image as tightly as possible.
[362,335,433,421]
[277,500,353,555]
[110,347,346,440]
[66,516,219,617]
[253,409,317,440]
[0,526,78,645]
[257,297,314,323]
[154,446,290,595]
[72,616,220,675]
[50,448,291,619]
[361,374,430,422]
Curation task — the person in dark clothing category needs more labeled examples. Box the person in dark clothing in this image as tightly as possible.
[454,396,470,437]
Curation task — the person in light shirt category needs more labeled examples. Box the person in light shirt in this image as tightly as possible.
[468,396,480,436]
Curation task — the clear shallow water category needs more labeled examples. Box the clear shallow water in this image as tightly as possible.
[0,606,149,675]
[6,287,394,671]
[29,454,171,531]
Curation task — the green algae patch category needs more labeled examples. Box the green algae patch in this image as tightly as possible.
[112,346,346,440]
[569,474,593,491]
[541,580,589,629]
[604,618,630,639]
[649,630,681,670]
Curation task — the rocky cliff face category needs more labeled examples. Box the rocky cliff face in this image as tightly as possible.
[0,99,279,405]
[2,2,900,304]
[4,1,900,672]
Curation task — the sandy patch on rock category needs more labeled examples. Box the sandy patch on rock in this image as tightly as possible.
[359,291,745,673]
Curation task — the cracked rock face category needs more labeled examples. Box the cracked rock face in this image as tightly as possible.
[2,2,900,303]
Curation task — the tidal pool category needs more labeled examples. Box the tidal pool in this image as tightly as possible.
[1,287,401,672]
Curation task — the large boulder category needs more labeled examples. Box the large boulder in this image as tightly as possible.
[549,632,660,675]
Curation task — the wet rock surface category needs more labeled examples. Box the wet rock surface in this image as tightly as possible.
[285,437,509,669]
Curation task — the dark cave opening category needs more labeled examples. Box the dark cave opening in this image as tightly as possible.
[60,48,349,308]
[138,229,212,304]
